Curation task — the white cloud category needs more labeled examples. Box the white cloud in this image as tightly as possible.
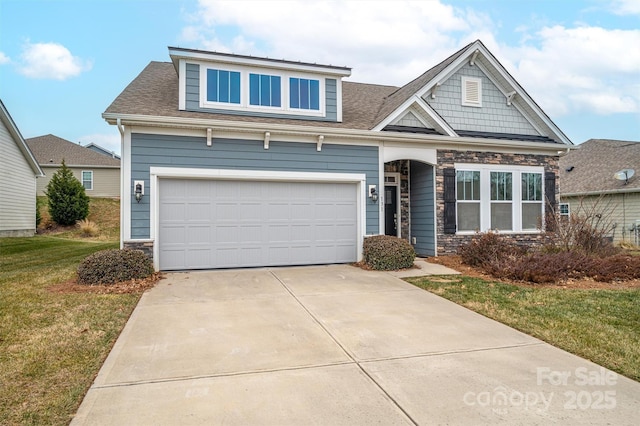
[19,42,92,80]
[182,0,639,118]
[0,52,10,64]
[78,133,121,156]
[504,25,640,116]
[607,0,640,15]
[184,0,483,85]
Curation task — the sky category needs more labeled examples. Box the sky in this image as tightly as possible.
[1,0,639,155]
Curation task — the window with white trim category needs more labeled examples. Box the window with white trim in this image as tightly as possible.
[82,171,93,191]
[455,165,545,233]
[206,69,241,104]
[462,76,482,107]
[491,171,513,230]
[456,170,480,231]
[521,173,543,229]
[290,77,320,110]
[249,73,281,107]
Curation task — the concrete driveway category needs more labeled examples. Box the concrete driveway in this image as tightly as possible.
[72,265,640,425]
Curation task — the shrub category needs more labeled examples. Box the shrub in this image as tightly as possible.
[77,249,154,285]
[77,219,99,237]
[36,198,42,227]
[458,231,527,271]
[45,159,90,226]
[545,196,620,256]
[363,235,415,270]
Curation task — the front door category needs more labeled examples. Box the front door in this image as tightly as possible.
[385,185,397,236]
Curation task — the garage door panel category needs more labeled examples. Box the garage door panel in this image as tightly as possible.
[159,179,358,270]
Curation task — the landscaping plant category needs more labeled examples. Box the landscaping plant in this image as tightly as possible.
[363,235,415,270]
[77,249,154,285]
[45,159,90,226]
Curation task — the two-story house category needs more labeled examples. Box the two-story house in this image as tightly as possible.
[104,40,572,271]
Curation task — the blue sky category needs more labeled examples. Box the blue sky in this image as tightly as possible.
[1,0,638,155]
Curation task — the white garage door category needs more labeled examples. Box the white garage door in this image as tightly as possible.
[158,179,358,270]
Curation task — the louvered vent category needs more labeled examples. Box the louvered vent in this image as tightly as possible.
[462,76,482,107]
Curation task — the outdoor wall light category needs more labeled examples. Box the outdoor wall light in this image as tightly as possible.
[134,181,144,203]
[369,185,378,202]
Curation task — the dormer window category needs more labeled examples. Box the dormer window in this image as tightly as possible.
[249,73,281,107]
[206,69,241,104]
[290,77,320,110]
[461,76,482,107]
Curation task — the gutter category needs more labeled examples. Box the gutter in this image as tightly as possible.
[561,187,640,197]
[103,113,574,155]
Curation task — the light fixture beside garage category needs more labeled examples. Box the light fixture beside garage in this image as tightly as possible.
[134,181,144,203]
[369,185,378,202]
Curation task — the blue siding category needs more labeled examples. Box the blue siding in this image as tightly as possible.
[410,161,435,256]
[130,134,379,238]
[424,64,538,135]
[185,63,338,122]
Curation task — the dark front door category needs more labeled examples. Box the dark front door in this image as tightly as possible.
[385,185,397,236]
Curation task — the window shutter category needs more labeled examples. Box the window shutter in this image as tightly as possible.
[443,168,456,234]
[545,171,556,231]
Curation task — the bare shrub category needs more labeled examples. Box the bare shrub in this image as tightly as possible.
[546,196,619,256]
[458,231,527,272]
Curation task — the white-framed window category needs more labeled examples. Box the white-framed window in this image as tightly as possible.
[521,172,543,229]
[199,62,324,116]
[455,164,545,233]
[462,76,482,107]
[456,170,480,231]
[82,170,93,191]
[249,73,281,107]
[559,203,570,216]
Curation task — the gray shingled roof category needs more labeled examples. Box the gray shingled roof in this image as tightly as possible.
[371,41,474,127]
[559,139,640,195]
[25,134,120,167]
[104,61,397,130]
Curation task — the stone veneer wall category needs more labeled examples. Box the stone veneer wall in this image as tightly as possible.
[436,150,559,255]
[124,240,154,261]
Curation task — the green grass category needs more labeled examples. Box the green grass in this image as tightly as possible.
[407,276,640,382]
[0,236,141,425]
[37,197,120,241]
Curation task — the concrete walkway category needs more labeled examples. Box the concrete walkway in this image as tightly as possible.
[72,265,640,425]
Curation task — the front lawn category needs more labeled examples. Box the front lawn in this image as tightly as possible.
[407,275,640,382]
[0,237,141,425]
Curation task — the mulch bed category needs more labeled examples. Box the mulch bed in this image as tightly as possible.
[48,273,164,294]
[427,255,640,289]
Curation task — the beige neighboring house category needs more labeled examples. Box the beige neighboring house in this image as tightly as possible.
[559,139,640,244]
[26,134,120,198]
[0,99,44,237]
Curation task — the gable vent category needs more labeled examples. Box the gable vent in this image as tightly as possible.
[462,76,482,107]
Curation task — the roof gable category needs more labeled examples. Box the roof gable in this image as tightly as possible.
[0,99,44,177]
[25,134,121,167]
[560,139,640,195]
[373,40,572,145]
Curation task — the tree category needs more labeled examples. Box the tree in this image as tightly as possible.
[45,159,90,226]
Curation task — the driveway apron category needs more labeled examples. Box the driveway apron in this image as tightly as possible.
[72,265,640,425]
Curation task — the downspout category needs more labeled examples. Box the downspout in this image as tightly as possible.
[117,118,125,249]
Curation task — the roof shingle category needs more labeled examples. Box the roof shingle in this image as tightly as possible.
[25,134,120,167]
[559,139,640,195]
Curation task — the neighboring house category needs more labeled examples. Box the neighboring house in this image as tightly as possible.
[0,99,44,237]
[559,139,640,244]
[104,40,572,271]
[25,134,121,198]
[85,142,121,159]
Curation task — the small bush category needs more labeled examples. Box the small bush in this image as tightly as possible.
[77,249,154,285]
[458,231,527,271]
[77,219,99,237]
[363,235,415,270]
